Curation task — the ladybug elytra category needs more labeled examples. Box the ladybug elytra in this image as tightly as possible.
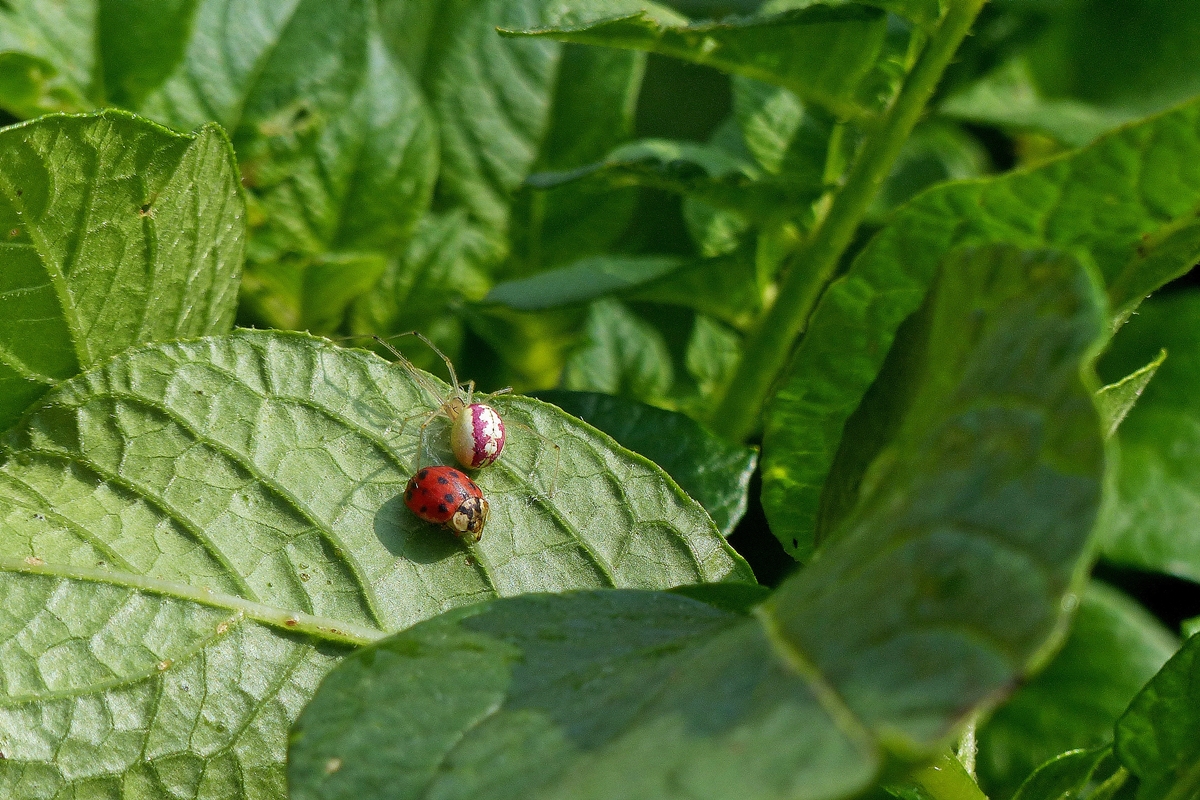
[404,466,489,543]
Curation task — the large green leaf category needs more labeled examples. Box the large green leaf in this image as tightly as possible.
[562,298,674,405]
[0,110,244,431]
[240,33,436,263]
[97,0,196,109]
[1114,632,1200,800]
[485,255,683,311]
[288,242,1107,800]
[0,0,94,115]
[1096,291,1200,584]
[137,0,370,138]
[347,210,497,373]
[236,29,438,333]
[977,583,1178,800]
[942,1,1200,147]
[404,0,562,239]
[502,4,893,119]
[1009,746,1122,800]
[0,329,749,799]
[535,390,757,536]
[506,41,644,276]
[762,97,1200,561]
[526,137,823,224]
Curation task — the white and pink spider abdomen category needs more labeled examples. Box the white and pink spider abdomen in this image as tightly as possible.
[451,403,506,468]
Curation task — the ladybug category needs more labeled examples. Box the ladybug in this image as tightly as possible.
[372,333,559,493]
[404,466,489,543]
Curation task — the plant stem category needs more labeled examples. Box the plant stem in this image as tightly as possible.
[910,752,990,800]
[710,0,988,442]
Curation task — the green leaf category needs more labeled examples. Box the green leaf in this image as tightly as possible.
[669,581,771,613]
[0,51,84,118]
[240,32,436,262]
[731,75,839,185]
[1095,350,1166,440]
[502,4,892,119]
[977,583,1178,800]
[97,0,196,109]
[291,590,884,800]
[685,314,742,401]
[762,97,1200,561]
[238,252,388,333]
[347,210,497,369]
[628,249,765,329]
[137,0,371,137]
[0,0,94,114]
[1115,632,1200,800]
[485,255,683,311]
[288,241,1107,800]
[1096,291,1200,583]
[408,0,560,239]
[853,0,944,27]
[0,110,244,430]
[762,243,1107,738]
[507,42,644,275]
[944,1,1200,147]
[525,114,761,268]
[868,119,991,220]
[563,298,674,404]
[1010,746,1123,800]
[534,390,757,536]
[235,30,438,333]
[527,137,824,223]
[0,328,749,798]
[940,60,1139,149]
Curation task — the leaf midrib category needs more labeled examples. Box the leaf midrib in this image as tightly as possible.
[0,555,383,646]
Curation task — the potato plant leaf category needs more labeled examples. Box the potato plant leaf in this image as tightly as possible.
[501,4,892,119]
[976,583,1178,800]
[1095,349,1166,440]
[0,329,749,798]
[137,0,371,138]
[0,110,244,431]
[562,298,675,405]
[485,255,684,312]
[1114,632,1200,800]
[942,2,1200,147]
[535,390,757,536]
[1010,746,1120,800]
[239,32,437,264]
[763,97,1200,561]
[1097,291,1200,584]
[287,243,1107,800]
[526,138,824,224]
[0,0,93,115]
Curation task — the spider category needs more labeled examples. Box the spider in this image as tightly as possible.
[370,332,560,496]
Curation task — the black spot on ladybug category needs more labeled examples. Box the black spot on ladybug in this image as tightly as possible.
[420,505,428,513]
[418,469,428,479]
[437,476,450,485]
[404,486,414,499]
[444,493,455,503]
[438,504,448,513]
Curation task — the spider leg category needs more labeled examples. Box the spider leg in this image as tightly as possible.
[370,335,448,407]
[397,331,463,397]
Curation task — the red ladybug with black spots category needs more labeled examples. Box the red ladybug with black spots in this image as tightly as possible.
[404,466,489,543]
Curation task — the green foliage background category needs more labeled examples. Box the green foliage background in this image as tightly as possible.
[0,1,1199,800]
